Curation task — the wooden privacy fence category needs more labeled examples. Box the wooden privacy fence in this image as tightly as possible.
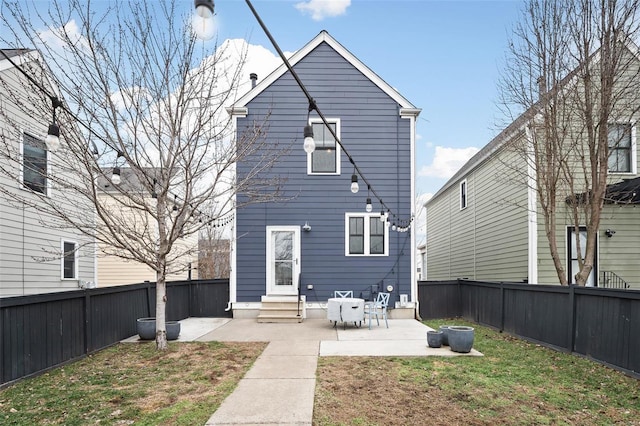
[1,279,230,387]
[418,280,640,377]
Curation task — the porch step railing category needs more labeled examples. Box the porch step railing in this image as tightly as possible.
[600,271,630,289]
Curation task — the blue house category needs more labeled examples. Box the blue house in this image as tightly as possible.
[228,31,420,321]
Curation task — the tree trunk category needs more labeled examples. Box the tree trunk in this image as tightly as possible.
[155,273,168,350]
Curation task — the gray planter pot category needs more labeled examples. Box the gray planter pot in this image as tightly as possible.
[427,330,443,348]
[136,317,181,341]
[439,325,453,346]
[447,326,474,353]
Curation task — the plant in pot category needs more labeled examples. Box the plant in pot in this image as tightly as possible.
[447,326,474,353]
[137,317,181,341]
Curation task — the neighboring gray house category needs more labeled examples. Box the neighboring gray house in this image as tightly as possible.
[0,49,96,297]
[425,45,640,290]
[228,31,421,320]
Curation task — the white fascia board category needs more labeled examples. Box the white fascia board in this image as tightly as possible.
[231,31,418,111]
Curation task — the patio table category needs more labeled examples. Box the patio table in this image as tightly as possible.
[327,297,365,328]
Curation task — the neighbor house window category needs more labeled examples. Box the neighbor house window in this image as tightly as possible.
[307,118,341,175]
[62,240,77,279]
[459,179,467,210]
[345,213,388,256]
[22,132,47,194]
[608,123,633,173]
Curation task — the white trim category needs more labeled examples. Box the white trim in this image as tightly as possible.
[61,239,78,280]
[566,226,599,286]
[344,212,389,257]
[265,226,301,296]
[230,31,417,112]
[607,122,637,175]
[20,129,50,197]
[307,117,341,175]
[459,179,468,210]
[229,115,240,304]
[525,126,538,284]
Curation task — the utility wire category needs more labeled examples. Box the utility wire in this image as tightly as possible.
[244,0,413,228]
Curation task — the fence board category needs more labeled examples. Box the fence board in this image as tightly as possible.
[418,280,639,377]
[1,279,229,386]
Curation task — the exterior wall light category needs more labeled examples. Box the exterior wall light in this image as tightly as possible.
[303,124,315,153]
[350,174,359,193]
[45,97,63,152]
[193,0,215,40]
[111,167,121,185]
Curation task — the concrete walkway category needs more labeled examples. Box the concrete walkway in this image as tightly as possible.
[146,318,481,426]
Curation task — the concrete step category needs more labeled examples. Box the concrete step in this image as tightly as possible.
[257,314,303,323]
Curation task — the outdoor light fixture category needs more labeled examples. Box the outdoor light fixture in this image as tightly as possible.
[111,166,121,185]
[350,174,359,193]
[111,151,124,185]
[303,124,315,153]
[45,97,63,152]
[193,0,215,40]
[366,197,372,212]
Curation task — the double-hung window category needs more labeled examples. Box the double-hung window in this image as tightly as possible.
[308,118,341,175]
[22,132,48,194]
[608,123,634,174]
[62,240,78,279]
[345,213,388,256]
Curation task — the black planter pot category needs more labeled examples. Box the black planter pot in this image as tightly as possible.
[427,330,443,348]
[447,326,474,353]
[136,317,181,341]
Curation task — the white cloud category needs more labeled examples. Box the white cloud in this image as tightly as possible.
[294,0,351,21]
[418,146,479,179]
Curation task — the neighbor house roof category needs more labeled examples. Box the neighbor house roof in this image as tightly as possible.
[426,38,640,205]
[228,30,419,115]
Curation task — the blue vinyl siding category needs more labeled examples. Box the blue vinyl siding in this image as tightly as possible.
[235,42,412,304]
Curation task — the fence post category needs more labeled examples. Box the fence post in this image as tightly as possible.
[568,284,576,352]
[500,282,505,332]
[84,291,91,353]
[145,281,153,317]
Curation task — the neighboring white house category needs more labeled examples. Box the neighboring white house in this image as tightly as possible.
[95,168,198,287]
[0,49,96,297]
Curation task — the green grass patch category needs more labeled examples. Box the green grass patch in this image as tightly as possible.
[0,341,266,425]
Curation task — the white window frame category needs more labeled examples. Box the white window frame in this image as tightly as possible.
[61,239,78,280]
[607,122,637,175]
[307,118,341,175]
[459,179,468,210]
[20,130,50,196]
[344,212,389,257]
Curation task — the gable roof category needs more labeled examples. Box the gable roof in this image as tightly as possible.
[229,30,418,113]
[427,38,640,205]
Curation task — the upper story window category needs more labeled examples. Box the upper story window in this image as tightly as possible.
[62,240,78,279]
[608,123,635,174]
[22,132,48,194]
[459,179,467,210]
[345,213,388,256]
[308,118,341,175]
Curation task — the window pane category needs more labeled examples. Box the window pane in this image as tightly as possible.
[349,217,364,254]
[349,236,364,254]
[63,242,76,279]
[310,122,337,173]
[369,217,385,254]
[608,124,632,172]
[23,134,47,193]
[312,149,336,173]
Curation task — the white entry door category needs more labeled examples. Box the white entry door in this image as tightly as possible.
[266,226,300,295]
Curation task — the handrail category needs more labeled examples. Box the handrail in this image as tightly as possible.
[297,273,302,317]
[600,271,630,289]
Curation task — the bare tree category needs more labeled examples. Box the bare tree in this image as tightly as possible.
[498,0,640,285]
[198,220,231,279]
[0,0,287,349]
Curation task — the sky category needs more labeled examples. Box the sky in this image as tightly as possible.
[208,0,525,202]
[1,0,525,219]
